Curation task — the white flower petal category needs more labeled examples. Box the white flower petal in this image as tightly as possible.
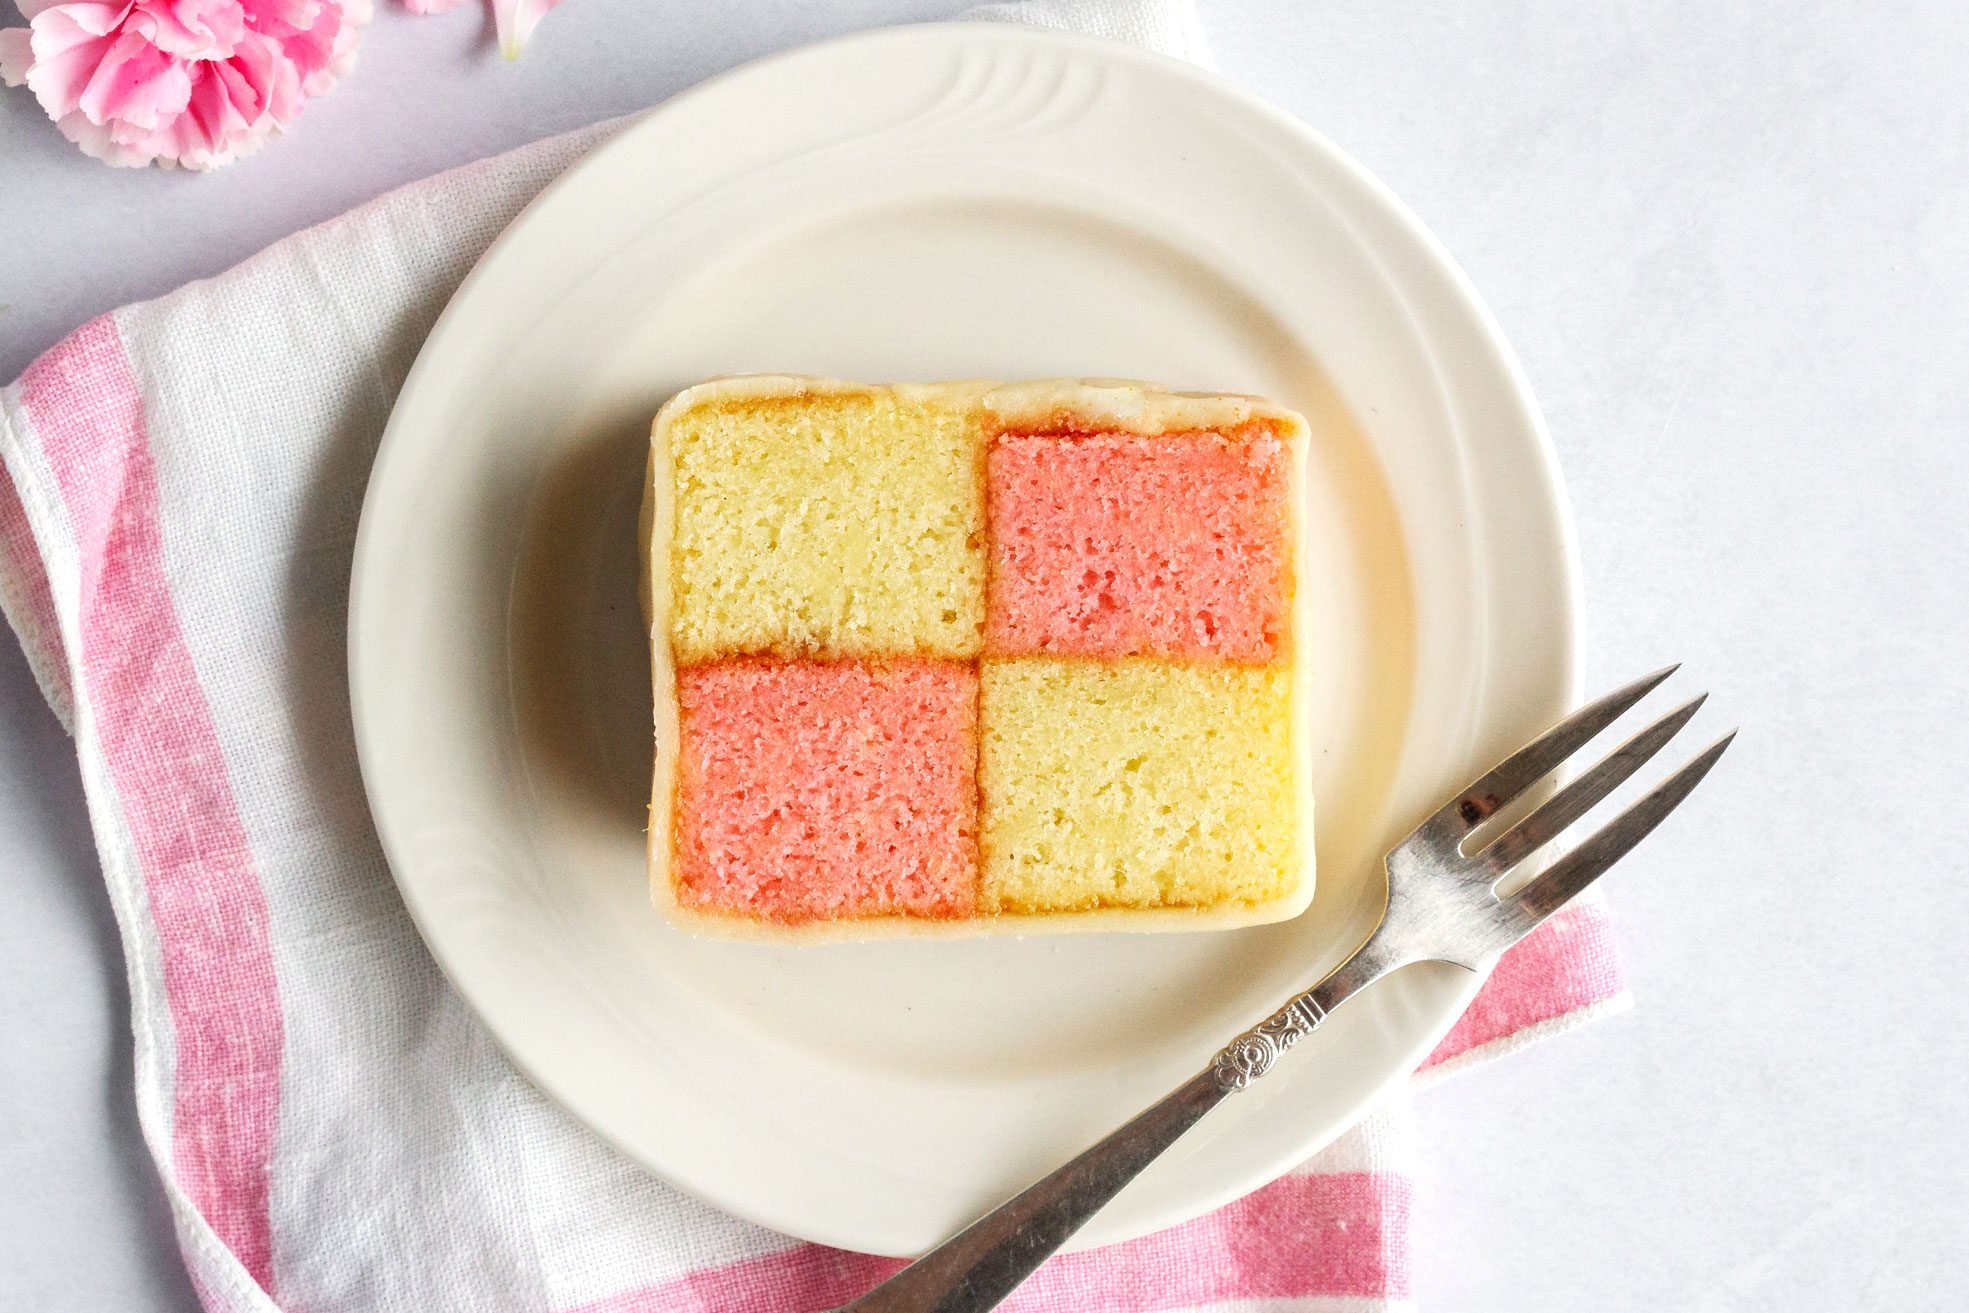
[492,0,561,60]
[55,107,157,165]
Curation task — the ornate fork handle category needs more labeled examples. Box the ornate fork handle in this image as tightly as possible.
[833,952,1388,1313]
[1211,993,1328,1092]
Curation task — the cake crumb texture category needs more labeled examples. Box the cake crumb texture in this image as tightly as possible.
[669,391,985,662]
[985,428,1292,663]
[674,658,979,923]
[979,657,1300,913]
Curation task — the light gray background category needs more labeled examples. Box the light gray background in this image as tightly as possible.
[2,0,1965,1308]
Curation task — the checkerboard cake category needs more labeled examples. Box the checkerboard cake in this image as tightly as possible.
[642,377,1315,940]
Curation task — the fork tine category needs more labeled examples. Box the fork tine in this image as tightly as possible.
[1508,731,1735,926]
[1477,693,1707,877]
[1427,665,1679,837]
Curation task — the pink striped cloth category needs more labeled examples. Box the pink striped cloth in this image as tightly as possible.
[0,6,1627,1311]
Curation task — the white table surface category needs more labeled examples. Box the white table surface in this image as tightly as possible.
[3,0,1965,1308]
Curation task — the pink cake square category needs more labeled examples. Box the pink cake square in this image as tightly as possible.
[673,658,979,923]
[985,428,1293,662]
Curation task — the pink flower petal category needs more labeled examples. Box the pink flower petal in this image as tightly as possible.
[54,105,157,163]
[232,27,299,124]
[492,0,561,60]
[164,53,265,164]
[77,27,191,128]
[307,0,363,95]
[216,27,269,119]
[22,21,119,118]
[34,2,135,39]
[271,0,333,79]
[26,4,121,56]
[241,0,320,34]
[128,0,245,59]
[176,57,239,148]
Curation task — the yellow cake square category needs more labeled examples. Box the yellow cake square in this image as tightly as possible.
[664,384,986,662]
[978,657,1305,914]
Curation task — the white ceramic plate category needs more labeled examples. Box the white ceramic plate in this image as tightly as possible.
[349,23,1578,1257]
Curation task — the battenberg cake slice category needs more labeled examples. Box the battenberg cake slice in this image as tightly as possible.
[643,375,1315,941]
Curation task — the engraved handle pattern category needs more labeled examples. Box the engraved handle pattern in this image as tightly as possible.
[1210,994,1327,1092]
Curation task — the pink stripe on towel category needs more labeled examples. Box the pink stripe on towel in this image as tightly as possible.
[563,1169,1410,1313]
[19,317,285,1294]
[1425,901,1625,1069]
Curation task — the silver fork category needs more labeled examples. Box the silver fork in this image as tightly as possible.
[835,666,1732,1313]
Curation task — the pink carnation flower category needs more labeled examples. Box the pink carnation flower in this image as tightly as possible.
[0,0,369,169]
